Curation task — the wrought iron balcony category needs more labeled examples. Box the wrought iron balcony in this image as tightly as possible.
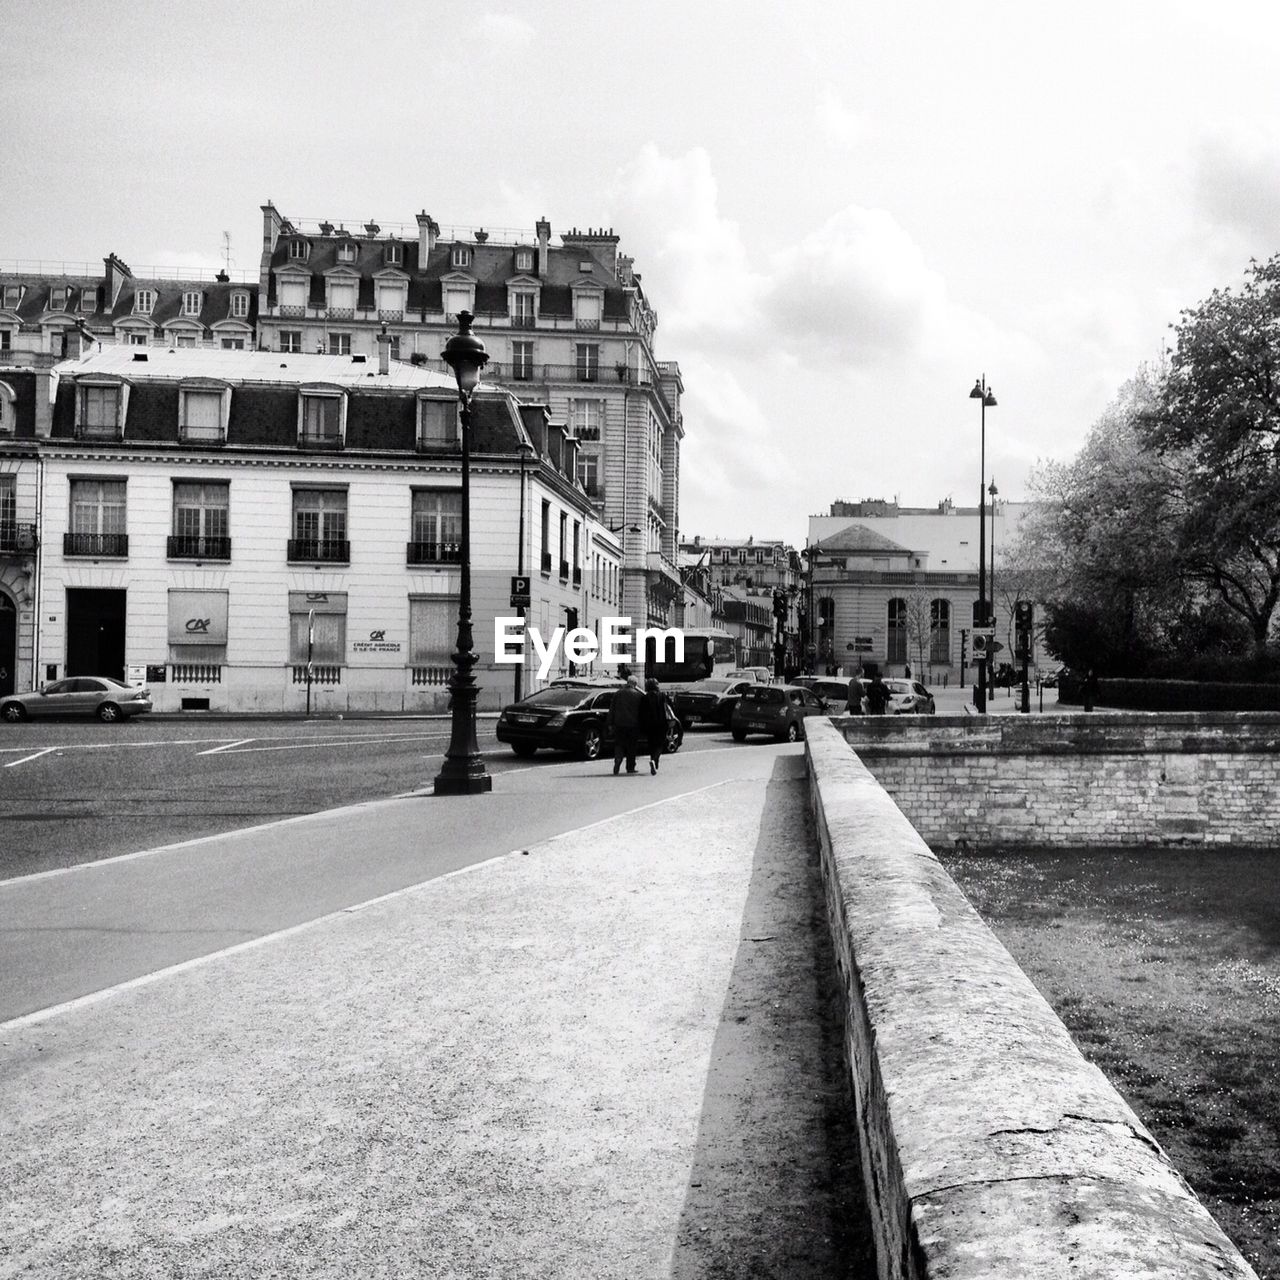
[64,532,128,557]
[407,539,462,565]
[0,522,37,554]
[167,535,231,560]
[287,538,349,563]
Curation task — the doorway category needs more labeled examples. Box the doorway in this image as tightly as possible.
[0,593,14,695]
[66,588,126,680]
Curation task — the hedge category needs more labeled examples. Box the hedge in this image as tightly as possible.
[1060,678,1280,711]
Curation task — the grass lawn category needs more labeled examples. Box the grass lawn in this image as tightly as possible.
[938,846,1280,1279]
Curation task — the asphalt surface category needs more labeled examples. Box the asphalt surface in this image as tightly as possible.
[0,744,872,1277]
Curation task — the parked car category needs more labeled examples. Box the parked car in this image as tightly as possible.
[730,683,828,743]
[884,678,936,715]
[1039,668,1060,688]
[669,678,754,727]
[496,683,683,760]
[809,677,862,715]
[0,676,153,723]
[725,667,773,686]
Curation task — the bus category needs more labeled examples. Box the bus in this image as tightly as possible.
[644,627,739,683]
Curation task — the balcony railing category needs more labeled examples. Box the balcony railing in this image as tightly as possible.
[74,422,123,442]
[411,666,452,686]
[278,304,307,318]
[326,306,355,320]
[287,538,349,563]
[171,664,222,684]
[292,665,342,684]
[407,540,462,565]
[64,532,128,557]
[510,314,537,329]
[378,309,404,323]
[167,535,231,560]
[0,522,37,553]
[298,432,343,451]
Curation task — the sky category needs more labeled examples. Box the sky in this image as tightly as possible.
[4,0,1280,548]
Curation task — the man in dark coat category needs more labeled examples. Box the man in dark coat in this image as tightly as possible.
[609,675,646,774]
[643,677,673,774]
[866,671,891,716]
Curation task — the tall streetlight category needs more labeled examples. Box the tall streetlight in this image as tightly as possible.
[969,376,997,712]
[988,476,999,700]
[433,312,492,796]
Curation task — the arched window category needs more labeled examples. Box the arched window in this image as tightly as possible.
[930,599,951,663]
[887,598,907,663]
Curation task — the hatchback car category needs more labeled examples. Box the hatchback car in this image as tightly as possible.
[669,678,754,728]
[496,684,683,760]
[730,683,827,743]
[809,677,862,715]
[0,676,153,723]
[884,678,935,715]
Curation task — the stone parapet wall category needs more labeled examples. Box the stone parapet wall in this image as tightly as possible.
[804,717,1258,1279]
[835,711,1280,848]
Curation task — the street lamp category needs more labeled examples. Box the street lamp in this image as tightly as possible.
[969,376,997,712]
[433,311,492,796]
[988,477,998,700]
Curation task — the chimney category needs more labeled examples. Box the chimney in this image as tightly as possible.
[103,253,131,306]
[617,254,634,286]
[376,325,391,375]
[536,217,551,278]
[416,211,438,264]
[261,202,283,255]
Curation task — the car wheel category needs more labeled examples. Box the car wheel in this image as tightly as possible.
[731,727,747,743]
[1,702,26,723]
[580,725,603,761]
[511,742,537,758]
[784,721,801,743]
[97,702,122,723]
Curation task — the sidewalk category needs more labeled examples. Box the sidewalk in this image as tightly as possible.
[931,682,1069,716]
[0,748,871,1278]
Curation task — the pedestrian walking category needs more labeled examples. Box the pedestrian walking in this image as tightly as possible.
[609,675,646,774]
[866,671,891,716]
[1083,667,1099,713]
[643,677,673,774]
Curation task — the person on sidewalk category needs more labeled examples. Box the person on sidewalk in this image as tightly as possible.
[642,677,673,774]
[866,671,890,716]
[1083,668,1099,713]
[609,675,646,774]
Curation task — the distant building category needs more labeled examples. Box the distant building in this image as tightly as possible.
[1,345,618,711]
[806,497,1031,681]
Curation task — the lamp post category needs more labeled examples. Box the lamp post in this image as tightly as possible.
[433,312,492,796]
[988,477,998,700]
[969,376,997,712]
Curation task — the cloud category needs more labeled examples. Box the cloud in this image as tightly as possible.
[1191,120,1280,243]
[816,86,868,148]
[478,13,534,48]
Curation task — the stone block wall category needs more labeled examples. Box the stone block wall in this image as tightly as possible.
[835,712,1280,849]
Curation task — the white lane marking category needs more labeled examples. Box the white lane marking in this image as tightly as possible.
[209,732,449,756]
[4,748,58,769]
[0,737,242,755]
[196,737,256,756]
[0,851,510,1033]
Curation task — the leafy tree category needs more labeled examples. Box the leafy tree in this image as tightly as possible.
[901,588,933,676]
[1143,255,1280,653]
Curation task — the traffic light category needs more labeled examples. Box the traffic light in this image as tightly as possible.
[1015,600,1034,658]
[972,598,988,630]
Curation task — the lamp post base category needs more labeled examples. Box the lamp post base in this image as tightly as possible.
[433,768,493,796]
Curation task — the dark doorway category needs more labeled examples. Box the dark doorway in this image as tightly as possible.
[66,588,126,680]
[0,593,15,695]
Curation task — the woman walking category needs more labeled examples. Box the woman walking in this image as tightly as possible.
[643,677,672,774]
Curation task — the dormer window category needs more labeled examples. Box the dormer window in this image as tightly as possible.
[298,386,346,448]
[451,246,472,268]
[574,291,602,329]
[443,283,474,319]
[337,241,357,263]
[182,291,203,317]
[179,380,231,443]
[76,379,126,440]
[230,291,249,319]
[134,289,155,315]
[511,290,536,327]
[416,395,458,450]
[288,239,310,260]
[384,242,403,266]
[327,280,357,315]
[50,286,68,311]
[515,248,533,271]
[80,288,97,313]
[2,285,22,310]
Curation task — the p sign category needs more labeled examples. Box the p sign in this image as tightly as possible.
[509,575,531,608]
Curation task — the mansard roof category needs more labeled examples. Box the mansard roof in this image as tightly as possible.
[812,524,913,555]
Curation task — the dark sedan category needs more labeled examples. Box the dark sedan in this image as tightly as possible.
[496,684,684,760]
[669,678,754,728]
[1,676,153,723]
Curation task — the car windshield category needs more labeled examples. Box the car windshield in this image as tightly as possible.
[813,682,849,699]
[514,687,592,709]
[742,687,785,705]
[885,681,912,694]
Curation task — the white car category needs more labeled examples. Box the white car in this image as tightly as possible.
[725,667,772,686]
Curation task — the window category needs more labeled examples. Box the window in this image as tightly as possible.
[0,475,14,524]
[515,248,533,271]
[288,239,309,260]
[417,397,457,449]
[328,333,352,356]
[409,489,462,563]
[738,549,747,565]
[280,330,302,353]
[376,282,406,315]
[50,286,68,310]
[134,290,154,314]
[511,291,535,325]
[182,291,202,317]
[290,489,348,561]
[573,521,581,583]
[67,478,127,555]
[578,454,599,497]
[573,399,601,441]
[576,343,599,382]
[887,598,907,663]
[385,243,403,266]
[80,384,121,438]
[128,333,148,346]
[575,293,602,328]
[511,340,533,380]
[179,386,226,442]
[170,482,230,558]
[540,500,550,572]
[174,333,197,348]
[409,595,456,670]
[559,512,568,578]
[300,391,343,445]
[327,281,356,314]
[444,284,471,318]
[288,591,347,663]
[80,288,96,313]
[337,241,357,263]
[2,285,21,310]
[930,599,951,664]
[451,246,472,268]
[388,335,401,360]
[755,550,764,565]
[221,337,246,350]
[278,278,308,310]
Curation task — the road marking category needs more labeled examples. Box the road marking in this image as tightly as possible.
[207,732,449,755]
[3,748,58,769]
[196,738,256,755]
[0,851,511,1033]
